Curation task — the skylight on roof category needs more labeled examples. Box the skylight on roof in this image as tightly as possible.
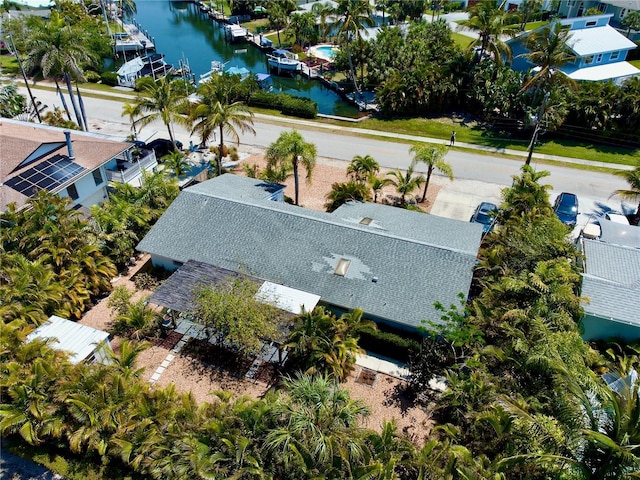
[334,258,351,276]
[359,217,373,225]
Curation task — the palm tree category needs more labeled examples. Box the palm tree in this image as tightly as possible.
[264,373,371,476]
[122,102,141,139]
[500,164,553,223]
[368,174,391,203]
[519,22,577,95]
[410,144,453,202]
[132,75,190,149]
[324,180,371,212]
[162,150,191,178]
[335,0,374,95]
[191,79,255,177]
[611,161,640,223]
[460,0,519,64]
[311,1,335,42]
[266,130,317,206]
[386,160,425,206]
[347,154,379,183]
[23,11,98,127]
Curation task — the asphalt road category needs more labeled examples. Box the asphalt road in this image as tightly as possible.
[22,86,633,226]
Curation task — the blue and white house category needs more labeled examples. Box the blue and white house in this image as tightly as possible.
[509,14,639,84]
[1,119,158,213]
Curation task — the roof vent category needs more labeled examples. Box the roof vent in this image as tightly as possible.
[334,258,351,276]
[64,130,75,160]
[359,217,373,225]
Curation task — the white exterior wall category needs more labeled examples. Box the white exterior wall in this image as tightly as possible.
[57,169,108,209]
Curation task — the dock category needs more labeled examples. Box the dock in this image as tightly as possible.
[114,20,155,53]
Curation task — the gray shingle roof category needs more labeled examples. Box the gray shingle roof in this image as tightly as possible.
[581,239,640,326]
[137,175,482,330]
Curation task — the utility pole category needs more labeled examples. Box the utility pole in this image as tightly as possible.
[525,91,550,166]
[7,35,42,123]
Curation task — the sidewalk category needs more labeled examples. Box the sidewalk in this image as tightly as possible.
[25,81,634,171]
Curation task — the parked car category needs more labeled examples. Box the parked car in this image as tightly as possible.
[145,138,183,160]
[470,202,498,233]
[604,211,630,225]
[553,192,579,226]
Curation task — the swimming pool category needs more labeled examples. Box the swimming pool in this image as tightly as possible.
[309,45,339,61]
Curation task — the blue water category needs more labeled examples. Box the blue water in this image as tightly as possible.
[132,1,360,117]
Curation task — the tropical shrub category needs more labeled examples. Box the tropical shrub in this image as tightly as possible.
[100,71,118,86]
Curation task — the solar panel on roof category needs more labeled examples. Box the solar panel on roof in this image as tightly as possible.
[11,142,67,173]
[5,155,87,197]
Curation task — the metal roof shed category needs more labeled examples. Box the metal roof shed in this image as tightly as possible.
[26,315,111,364]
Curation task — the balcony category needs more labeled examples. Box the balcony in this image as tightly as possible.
[106,149,157,185]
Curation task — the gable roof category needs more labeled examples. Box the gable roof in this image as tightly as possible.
[581,239,640,326]
[137,175,483,330]
[1,119,130,211]
[566,25,637,56]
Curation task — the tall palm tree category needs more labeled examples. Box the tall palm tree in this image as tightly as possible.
[347,154,379,183]
[122,102,141,139]
[460,0,519,64]
[386,160,425,206]
[132,75,190,149]
[23,11,98,128]
[335,0,374,95]
[410,144,453,202]
[519,21,577,95]
[311,1,335,42]
[190,79,255,177]
[612,160,640,223]
[266,130,317,206]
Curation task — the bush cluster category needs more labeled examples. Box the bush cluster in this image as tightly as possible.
[249,91,318,119]
[358,329,421,363]
[100,71,118,86]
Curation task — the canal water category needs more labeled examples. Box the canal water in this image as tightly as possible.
[132,0,360,117]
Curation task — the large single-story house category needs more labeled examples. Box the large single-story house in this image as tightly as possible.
[26,315,112,364]
[508,14,639,83]
[578,223,640,341]
[1,119,158,213]
[136,174,484,332]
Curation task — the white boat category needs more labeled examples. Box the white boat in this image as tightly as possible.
[267,49,301,72]
[199,60,226,83]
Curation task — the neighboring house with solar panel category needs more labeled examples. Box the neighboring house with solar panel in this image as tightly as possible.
[577,222,640,341]
[1,119,158,213]
[136,174,484,332]
[508,14,639,84]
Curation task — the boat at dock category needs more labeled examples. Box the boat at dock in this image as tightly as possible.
[224,23,249,43]
[199,60,227,84]
[267,49,302,73]
[116,53,173,88]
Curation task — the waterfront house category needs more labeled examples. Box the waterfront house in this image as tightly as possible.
[26,315,112,364]
[508,14,639,83]
[1,119,158,213]
[136,174,483,332]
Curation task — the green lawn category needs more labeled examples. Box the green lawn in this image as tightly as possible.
[524,21,547,31]
[451,32,475,49]
[629,59,640,69]
[0,55,20,76]
[348,116,640,166]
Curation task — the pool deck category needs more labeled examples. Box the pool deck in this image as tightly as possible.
[307,44,339,63]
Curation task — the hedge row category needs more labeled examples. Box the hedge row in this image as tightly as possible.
[358,329,421,364]
[249,91,318,119]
